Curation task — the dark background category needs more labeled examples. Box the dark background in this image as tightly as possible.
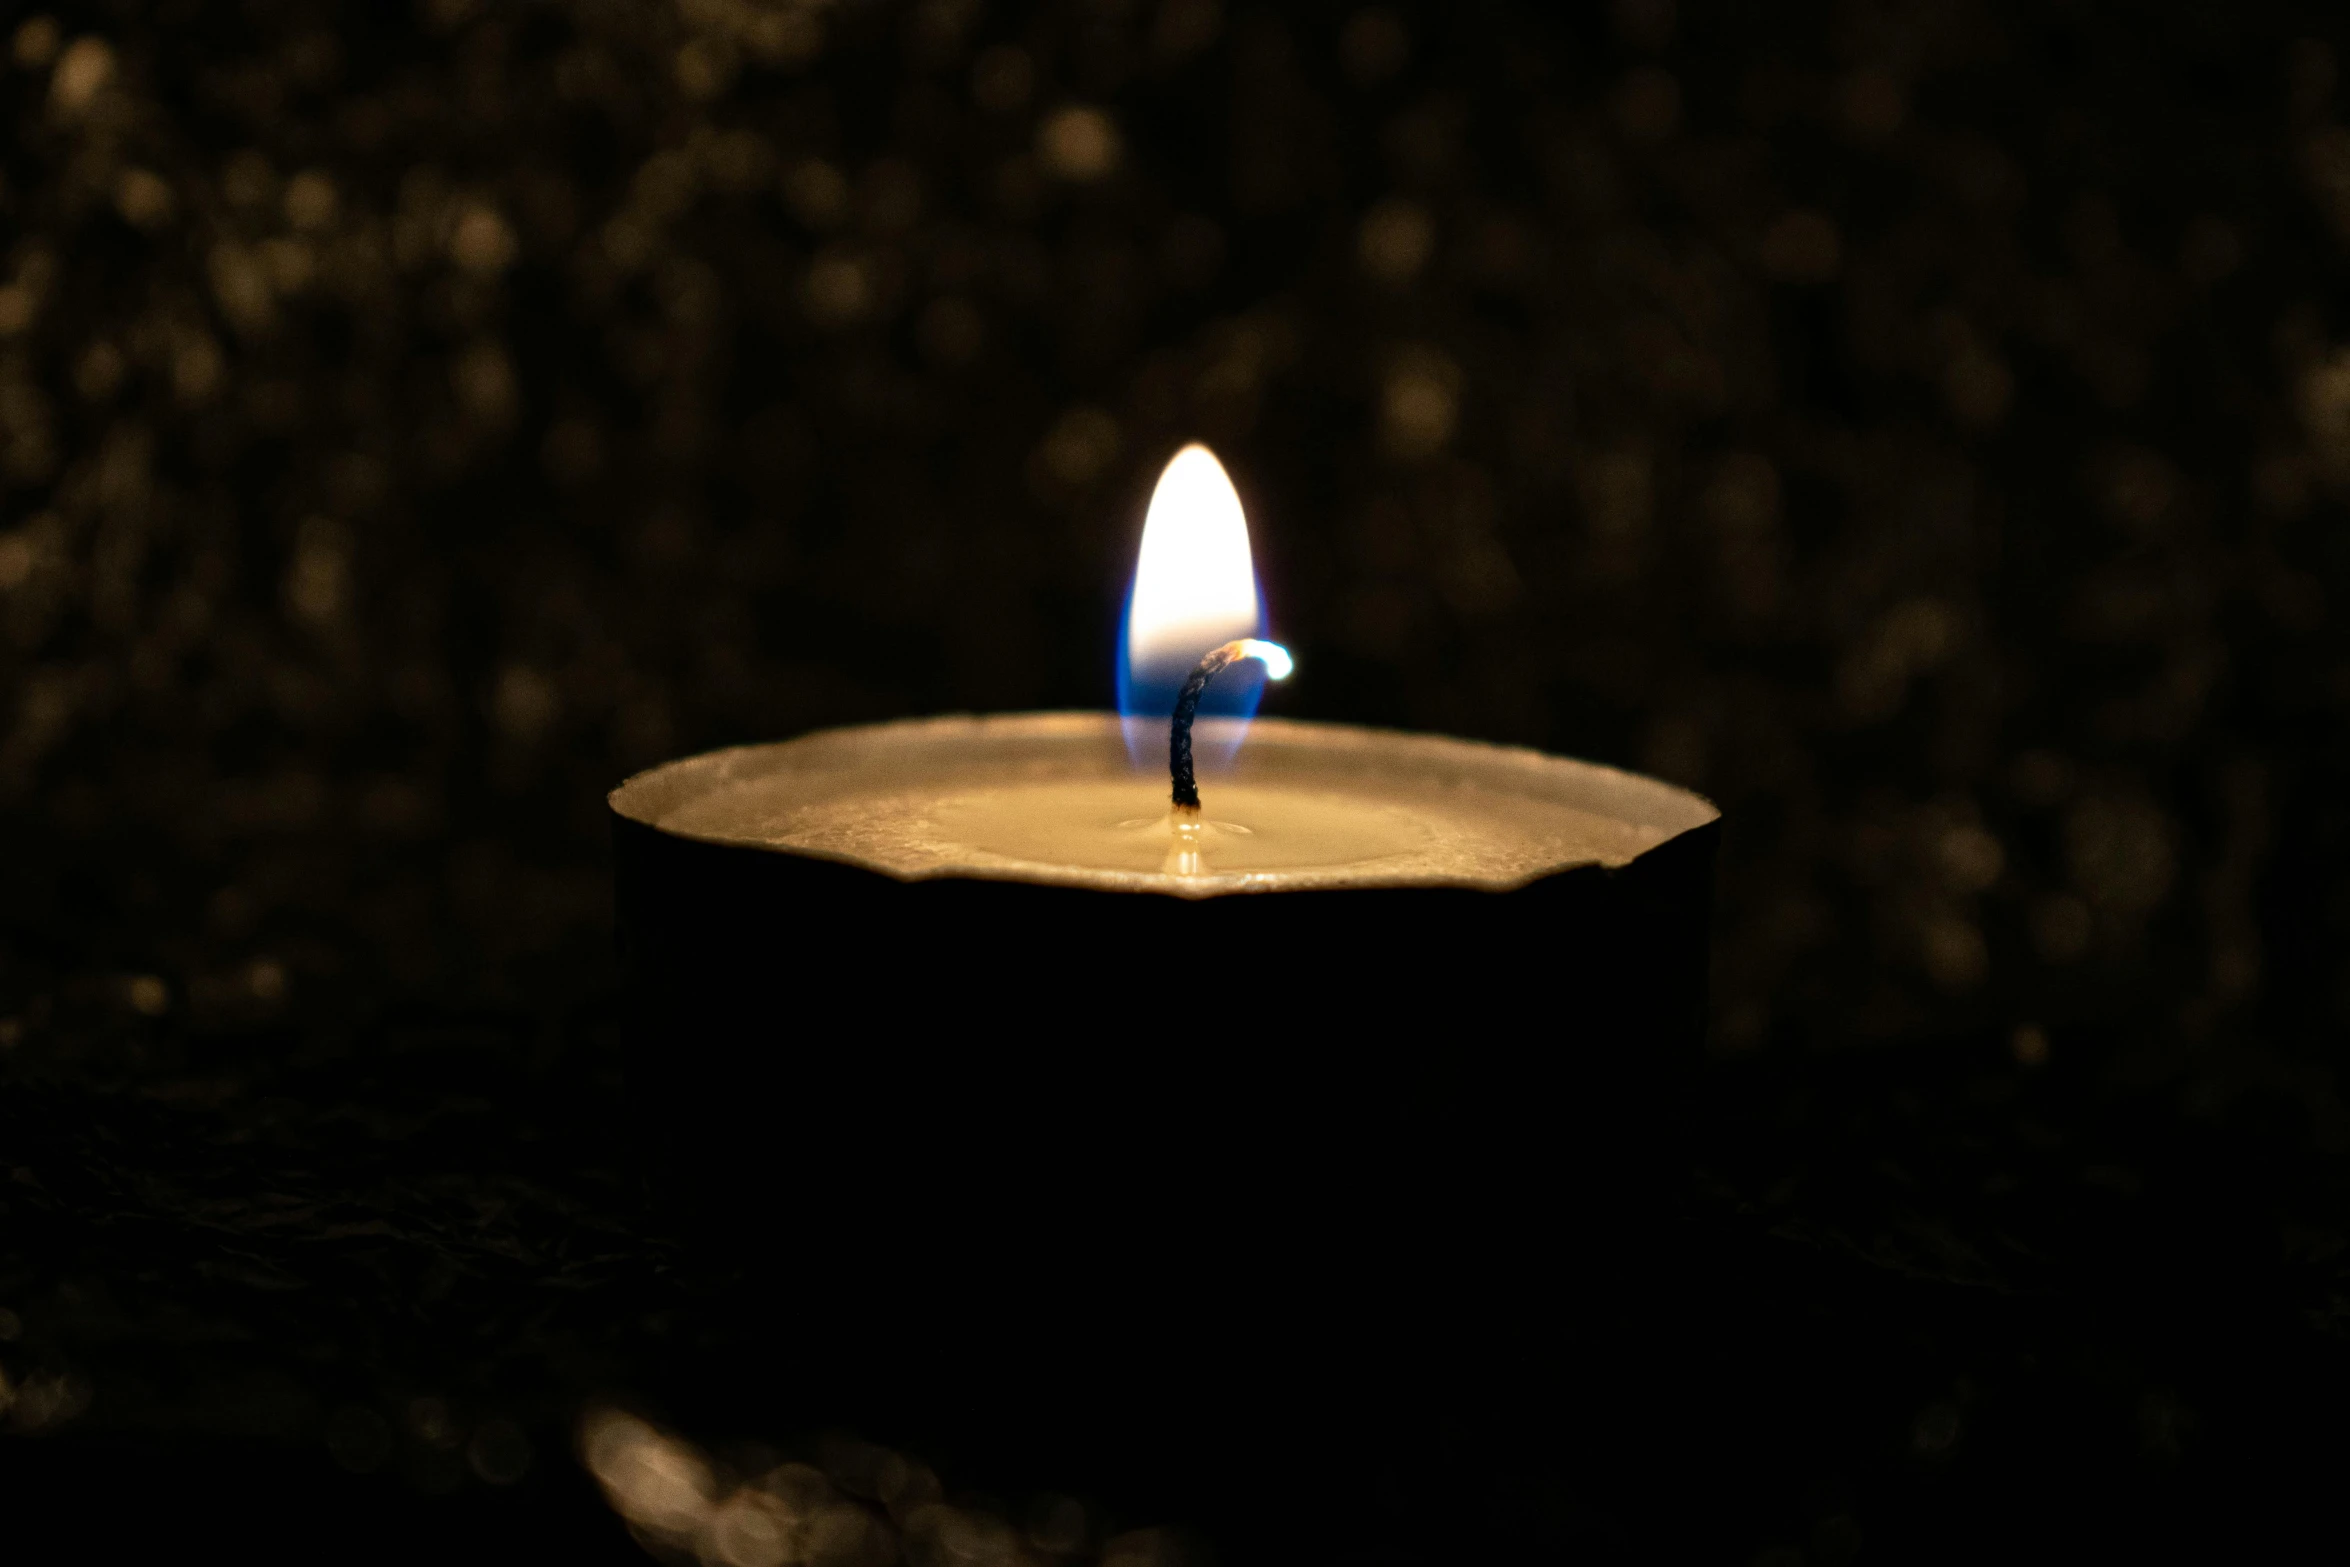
[4,0,2350,1560]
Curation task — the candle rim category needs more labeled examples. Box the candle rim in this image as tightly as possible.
[611,712,1718,900]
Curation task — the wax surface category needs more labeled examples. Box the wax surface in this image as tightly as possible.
[926,782,1425,873]
[622,714,1719,897]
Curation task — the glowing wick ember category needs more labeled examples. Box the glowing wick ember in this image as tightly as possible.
[1170,638,1293,813]
[1232,638,1293,680]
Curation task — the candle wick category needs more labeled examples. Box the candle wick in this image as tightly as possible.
[1169,638,1291,812]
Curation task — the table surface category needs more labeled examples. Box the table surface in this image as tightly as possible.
[3,973,2345,1565]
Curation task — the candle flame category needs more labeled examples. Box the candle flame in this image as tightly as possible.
[1127,445,1259,671]
[1118,445,1280,764]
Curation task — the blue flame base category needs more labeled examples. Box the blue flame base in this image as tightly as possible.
[1114,583,1270,771]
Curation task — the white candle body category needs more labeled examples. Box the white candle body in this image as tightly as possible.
[620,713,1716,898]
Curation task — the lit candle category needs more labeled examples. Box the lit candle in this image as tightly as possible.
[618,447,1712,897]
[609,445,1719,1470]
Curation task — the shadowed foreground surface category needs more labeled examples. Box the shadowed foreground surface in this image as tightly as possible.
[4,989,2350,1563]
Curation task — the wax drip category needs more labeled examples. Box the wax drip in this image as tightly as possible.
[1169,638,1292,813]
